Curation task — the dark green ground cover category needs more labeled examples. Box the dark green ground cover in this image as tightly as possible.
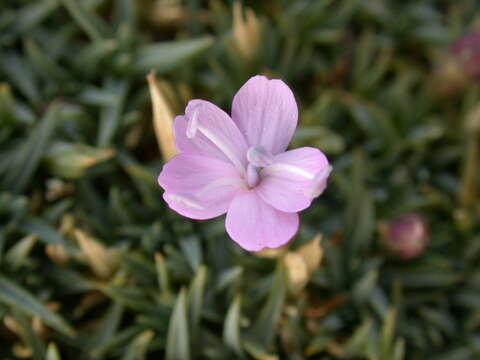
[1,0,480,359]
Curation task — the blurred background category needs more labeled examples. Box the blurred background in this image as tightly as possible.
[1,0,480,359]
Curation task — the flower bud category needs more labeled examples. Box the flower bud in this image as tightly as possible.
[451,31,480,79]
[382,213,429,260]
[432,31,480,96]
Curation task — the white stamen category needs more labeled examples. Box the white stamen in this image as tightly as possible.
[185,109,245,174]
[165,193,205,210]
[262,163,315,179]
[246,164,260,188]
[247,146,274,167]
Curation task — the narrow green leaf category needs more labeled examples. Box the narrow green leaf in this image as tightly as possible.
[166,288,191,360]
[0,83,16,126]
[9,0,59,36]
[353,269,378,303]
[91,326,143,358]
[0,276,75,337]
[180,236,203,272]
[248,262,287,349]
[134,37,214,74]
[90,302,124,350]
[20,217,77,254]
[155,252,172,301]
[223,295,244,357]
[25,39,69,82]
[2,104,60,192]
[188,265,207,337]
[121,330,155,360]
[97,78,129,146]
[59,0,110,41]
[344,318,373,356]
[114,0,137,28]
[380,309,397,359]
[4,233,37,270]
[0,229,6,266]
[0,52,40,105]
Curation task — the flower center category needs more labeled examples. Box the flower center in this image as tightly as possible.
[245,146,274,188]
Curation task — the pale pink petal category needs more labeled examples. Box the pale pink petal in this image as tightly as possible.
[174,100,248,173]
[225,189,299,251]
[257,147,331,213]
[231,75,298,154]
[158,153,243,220]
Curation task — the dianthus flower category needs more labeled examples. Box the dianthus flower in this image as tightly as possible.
[158,76,331,251]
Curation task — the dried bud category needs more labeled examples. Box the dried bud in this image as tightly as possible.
[147,71,177,161]
[284,234,323,294]
[254,244,288,258]
[75,230,119,279]
[44,142,115,179]
[232,1,261,62]
[382,213,429,260]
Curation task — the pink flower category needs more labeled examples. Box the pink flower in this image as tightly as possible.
[157,75,331,251]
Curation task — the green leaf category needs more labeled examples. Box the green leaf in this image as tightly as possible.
[248,262,287,350]
[223,295,244,357]
[0,229,7,266]
[25,39,69,83]
[8,0,59,36]
[20,217,77,254]
[180,236,203,272]
[166,288,191,360]
[4,233,37,270]
[1,104,60,192]
[188,265,207,339]
[0,276,75,337]
[353,268,379,303]
[90,302,124,350]
[133,37,214,74]
[121,330,155,360]
[155,252,172,301]
[97,78,129,147]
[0,52,41,105]
[344,318,373,356]
[380,309,397,359]
[59,0,110,41]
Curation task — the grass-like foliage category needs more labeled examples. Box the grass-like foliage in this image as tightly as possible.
[1,0,480,359]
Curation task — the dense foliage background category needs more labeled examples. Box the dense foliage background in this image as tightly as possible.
[1,0,480,359]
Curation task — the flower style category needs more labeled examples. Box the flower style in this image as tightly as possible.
[158,75,331,251]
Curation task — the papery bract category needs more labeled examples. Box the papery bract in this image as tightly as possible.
[158,75,331,251]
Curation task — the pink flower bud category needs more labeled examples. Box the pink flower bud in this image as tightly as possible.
[451,31,480,79]
[383,213,429,260]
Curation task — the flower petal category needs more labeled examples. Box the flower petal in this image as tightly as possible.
[158,153,243,219]
[231,75,298,154]
[225,189,299,251]
[257,147,331,212]
[174,100,248,173]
